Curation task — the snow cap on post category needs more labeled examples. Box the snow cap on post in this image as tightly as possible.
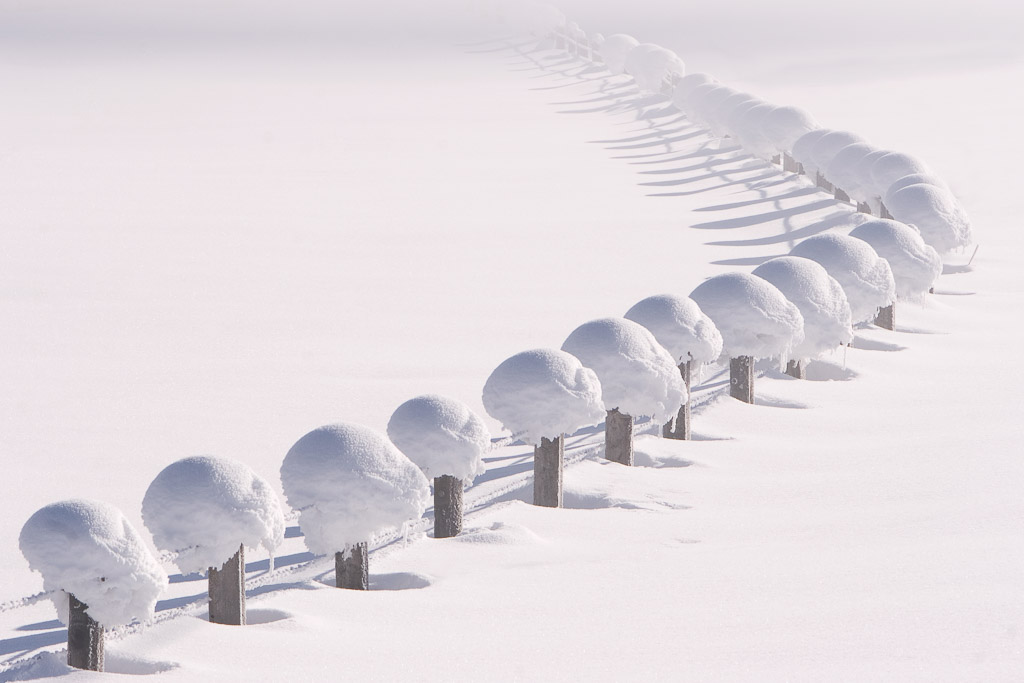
[625,44,685,93]
[849,219,942,300]
[561,318,687,420]
[825,142,878,198]
[600,34,640,75]
[884,183,973,254]
[870,152,932,197]
[670,72,716,109]
[752,257,853,359]
[789,233,896,324]
[280,423,430,556]
[482,348,604,446]
[19,499,168,627]
[689,272,805,361]
[884,173,949,205]
[141,455,285,575]
[387,394,490,482]
[794,130,865,180]
[624,294,723,365]
[762,106,820,155]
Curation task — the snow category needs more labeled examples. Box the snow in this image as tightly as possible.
[623,294,723,365]
[752,257,853,360]
[824,141,878,198]
[884,172,949,205]
[794,129,865,179]
[688,273,804,361]
[761,105,821,155]
[848,219,942,300]
[788,233,896,325]
[682,83,737,127]
[870,151,933,197]
[598,33,639,75]
[885,183,974,254]
[141,456,285,575]
[670,72,716,108]
[279,423,430,555]
[386,394,490,482]
[732,101,779,160]
[560,317,686,420]
[624,43,684,94]
[18,499,167,628]
[481,348,605,446]
[850,148,894,209]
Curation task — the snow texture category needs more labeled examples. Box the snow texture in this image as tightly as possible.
[682,84,736,127]
[623,294,723,365]
[849,219,943,300]
[825,142,878,198]
[733,102,779,160]
[704,91,756,138]
[885,183,973,254]
[871,152,932,197]
[795,130,865,179]
[141,456,285,575]
[752,257,854,359]
[789,234,896,324]
[600,34,639,75]
[761,105,821,154]
[387,394,490,482]
[689,272,804,361]
[884,173,949,206]
[624,44,684,94]
[670,72,716,108]
[19,499,167,628]
[482,348,605,446]
[561,318,686,420]
[280,423,430,555]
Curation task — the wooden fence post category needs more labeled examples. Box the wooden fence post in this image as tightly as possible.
[815,172,834,192]
[534,435,564,508]
[663,360,692,440]
[730,356,755,403]
[335,543,369,590]
[208,544,245,625]
[67,594,104,671]
[880,202,894,220]
[875,304,896,330]
[433,475,463,538]
[605,408,634,465]
[783,153,800,173]
[834,187,851,203]
[857,201,872,214]
[785,359,805,379]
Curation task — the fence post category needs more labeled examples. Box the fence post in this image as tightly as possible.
[433,475,463,538]
[663,360,692,440]
[875,304,896,330]
[730,356,755,403]
[783,153,800,173]
[336,543,369,590]
[208,545,245,625]
[834,187,851,203]
[605,408,634,465]
[857,201,872,214]
[785,359,805,379]
[534,435,564,508]
[67,594,104,671]
[880,202,894,220]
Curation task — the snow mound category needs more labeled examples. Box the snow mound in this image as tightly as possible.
[733,102,779,160]
[885,183,973,254]
[871,152,932,197]
[670,72,716,108]
[19,499,168,628]
[795,130,865,179]
[752,257,854,359]
[280,423,430,555]
[825,142,878,198]
[625,44,684,94]
[682,84,736,126]
[387,394,490,481]
[561,318,686,420]
[482,348,605,446]
[884,173,949,206]
[623,294,723,365]
[762,106,820,155]
[849,219,942,300]
[849,148,893,208]
[689,272,804,360]
[704,91,757,138]
[141,456,285,575]
[600,34,640,75]
[789,234,896,324]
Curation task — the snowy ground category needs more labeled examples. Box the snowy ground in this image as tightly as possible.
[1,2,1022,680]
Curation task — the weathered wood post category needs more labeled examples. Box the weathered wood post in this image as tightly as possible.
[605,408,634,465]
[857,201,873,214]
[771,154,782,166]
[534,435,564,508]
[875,304,895,330]
[783,153,800,173]
[785,359,805,379]
[67,594,104,671]
[815,172,834,192]
[834,187,851,203]
[880,202,894,220]
[433,475,463,538]
[336,542,369,590]
[208,544,245,625]
[730,356,754,403]
[663,360,692,440]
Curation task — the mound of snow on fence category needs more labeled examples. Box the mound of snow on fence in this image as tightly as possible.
[482,348,605,446]
[561,318,686,420]
[884,173,949,205]
[689,272,804,361]
[670,72,716,107]
[885,183,973,254]
[280,423,430,555]
[623,294,723,365]
[871,152,932,197]
[600,34,639,75]
[625,44,684,94]
[789,234,896,325]
[825,142,878,198]
[848,219,942,300]
[764,108,820,156]
[141,456,285,574]
[387,394,490,481]
[752,257,853,360]
[19,499,167,627]
[795,130,865,179]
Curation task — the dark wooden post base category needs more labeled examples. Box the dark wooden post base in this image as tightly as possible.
[209,545,245,625]
[880,202,894,220]
[433,475,463,538]
[875,303,896,330]
[785,359,805,379]
[336,543,369,590]
[783,153,800,173]
[605,408,634,465]
[68,594,104,671]
[856,201,873,215]
[730,356,755,404]
[834,187,851,203]
[663,360,692,440]
[534,435,563,508]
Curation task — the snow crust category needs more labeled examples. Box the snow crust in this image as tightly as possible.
[885,183,973,254]
[387,394,490,482]
[624,43,684,94]
[482,348,605,446]
[761,106,820,154]
[561,318,686,420]
[600,34,639,75]
[752,257,853,359]
[688,273,804,361]
[789,234,896,324]
[280,423,430,555]
[19,499,167,627]
[623,294,723,365]
[141,456,285,575]
[849,219,942,300]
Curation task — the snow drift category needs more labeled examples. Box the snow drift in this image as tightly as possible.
[623,294,723,365]
[884,183,973,254]
[848,219,942,300]
[387,394,490,481]
[761,105,820,156]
